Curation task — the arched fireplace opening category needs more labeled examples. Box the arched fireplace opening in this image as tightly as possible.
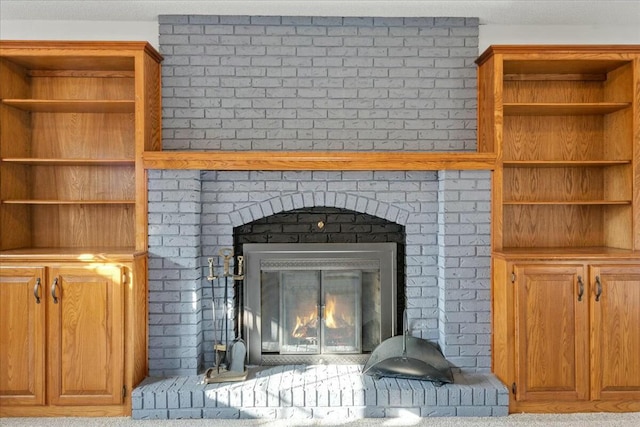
[233,207,406,364]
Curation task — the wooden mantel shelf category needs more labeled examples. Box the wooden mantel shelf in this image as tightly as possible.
[142,151,497,171]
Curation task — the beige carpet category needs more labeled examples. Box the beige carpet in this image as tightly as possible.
[2,413,640,427]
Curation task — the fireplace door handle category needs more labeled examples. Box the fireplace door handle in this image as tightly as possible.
[577,276,584,302]
[320,305,325,319]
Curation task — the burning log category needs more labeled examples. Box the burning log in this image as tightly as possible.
[289,295,357,347]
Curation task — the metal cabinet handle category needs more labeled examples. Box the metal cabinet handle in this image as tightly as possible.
[33,278,41,304]
[51,277,59,304]
[595,276,602,302]
[577,275,584,302]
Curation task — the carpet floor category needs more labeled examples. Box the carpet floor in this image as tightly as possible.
[2,413,640,427]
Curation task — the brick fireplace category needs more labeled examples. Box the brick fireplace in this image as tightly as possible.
[134,15,508,419]
[147,169,492,373]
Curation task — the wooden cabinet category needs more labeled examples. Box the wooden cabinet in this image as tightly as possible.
[589,265,640,402]
[494,258,640,412]
[0,264,125,409]
[47,266,124,407]
[0,267,46,407]
[512,263,589,403]
[477,45,640,412]
[0,41,161,416]
[0,258,144,416]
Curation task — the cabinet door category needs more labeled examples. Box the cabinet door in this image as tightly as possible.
[0,267,46,406]
[47,265,124,406]
[514,264,589,402]
[590,264,640,400]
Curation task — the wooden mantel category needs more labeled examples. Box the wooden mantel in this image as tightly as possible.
[142,151,496,171]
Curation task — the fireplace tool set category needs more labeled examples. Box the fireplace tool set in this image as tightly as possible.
[204,248,248,383]
[200,244,451,386]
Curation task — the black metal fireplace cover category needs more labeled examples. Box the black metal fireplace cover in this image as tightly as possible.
[363,332,453,386]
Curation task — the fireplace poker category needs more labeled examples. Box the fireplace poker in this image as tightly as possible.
[227,255,247,373]
[206,257,222,372]
[219,247,234,366]
[234,255,244,333]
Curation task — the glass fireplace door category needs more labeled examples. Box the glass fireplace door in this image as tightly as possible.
[321,271,362,354]
[279,271,320,354]
[275,269,363,355]
[248,243,396,365]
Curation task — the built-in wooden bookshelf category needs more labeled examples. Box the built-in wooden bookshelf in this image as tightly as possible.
[0,41,161,417]
[477,45,640,414]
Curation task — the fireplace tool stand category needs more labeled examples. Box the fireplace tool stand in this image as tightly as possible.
[204,248,248,383]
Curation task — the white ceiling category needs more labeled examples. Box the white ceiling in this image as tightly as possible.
[1,0,639,26]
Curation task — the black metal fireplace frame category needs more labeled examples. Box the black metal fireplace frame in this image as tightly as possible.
[243,243,397,365]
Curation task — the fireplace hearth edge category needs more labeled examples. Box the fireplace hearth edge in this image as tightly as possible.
[132,368,509,419]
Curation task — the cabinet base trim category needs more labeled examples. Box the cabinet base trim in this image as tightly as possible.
[511,400,640,413]
[0,405,129,417]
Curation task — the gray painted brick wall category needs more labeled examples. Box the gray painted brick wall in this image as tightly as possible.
[148,169,204,374]
[437,170,491,370]
[159,15,478,151]
[148,170,491,375]
[149,14,491,379]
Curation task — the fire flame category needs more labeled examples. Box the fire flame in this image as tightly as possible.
[291,309,317,338]
[324,295,353,329]
[290,295,355,339]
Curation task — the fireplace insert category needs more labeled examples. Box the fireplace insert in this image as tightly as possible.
[243,243,397,365]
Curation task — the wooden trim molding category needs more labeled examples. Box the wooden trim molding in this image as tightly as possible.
[142,151,497,171]
[475,44,640,66]
[0,40,163,62]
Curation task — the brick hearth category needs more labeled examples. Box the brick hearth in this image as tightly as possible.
[132,366,508,419]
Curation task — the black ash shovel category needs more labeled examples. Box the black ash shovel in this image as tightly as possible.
[363,310,453,386]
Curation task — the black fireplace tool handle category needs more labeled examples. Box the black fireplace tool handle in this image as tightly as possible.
[233,255,244,333]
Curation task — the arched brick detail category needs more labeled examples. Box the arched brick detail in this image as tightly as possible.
[230,191,411,227]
